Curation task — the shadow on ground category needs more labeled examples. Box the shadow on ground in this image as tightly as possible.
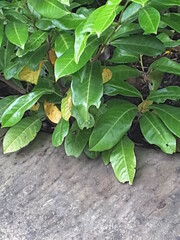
[0,132,180,240]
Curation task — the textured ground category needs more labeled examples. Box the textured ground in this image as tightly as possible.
[0,132,180,240]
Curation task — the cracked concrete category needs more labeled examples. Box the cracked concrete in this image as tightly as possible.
[0,132,180,240]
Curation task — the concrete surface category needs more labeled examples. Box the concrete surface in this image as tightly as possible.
[0,132,180,240]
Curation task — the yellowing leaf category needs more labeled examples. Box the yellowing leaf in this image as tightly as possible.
[44,100,61,124]
[61,88,72,121]
[102,68,112,83]
[138,100,153,113]
[31,102,40,111]
[19,62,43,85]
[49,49,57,65]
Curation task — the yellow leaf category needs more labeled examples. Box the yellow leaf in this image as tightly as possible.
[19,62,43,85]
[44,101,61,124]
[102,68,113,84]
[49,49,57,65]
[31,102,40,111]
[61,88,72,121]
[138,100,153,113]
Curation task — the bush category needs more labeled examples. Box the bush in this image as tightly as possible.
[0,0,180,184]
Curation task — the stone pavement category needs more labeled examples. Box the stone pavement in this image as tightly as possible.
[0,132,180,240]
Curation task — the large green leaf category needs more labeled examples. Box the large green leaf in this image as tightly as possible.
[149,57,180,76]
[140,111,176,154]
[55,33,74,57]
[147,86,180,103]
[16,31,48,57]
[35,19,56,31]
[161,14,180,33]
[131,0,148,6]
[64,121,91,157]
[110,136,136,185]
[138,7,160,34]
[111,35,165,57]
[109,49,139,63]
[104,79,142,98]
[0,96,18,123]
[1,91,49,127]
[28,0,69,19]
[5,22,28,49]
[52,118,69,147]
[89,100,137,152]
[150,104,180,138]
[157,33,180,48]
[55,37,99,80]
[121,2,142,23]
[3,117,42,154]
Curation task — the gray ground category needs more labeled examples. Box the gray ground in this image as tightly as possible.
[0,132,180,240]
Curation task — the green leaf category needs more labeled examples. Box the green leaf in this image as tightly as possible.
[64,121,91,158]
[74,23,90,63]
[89,100,137,152]
[138,7,160,34]
[55,33,74,57]
[0,23,3,48]
[140,111,176,154]
[161,14,180,33]
[102,149,112,166]
[28,0,69,19]
[0,96,18,123]
[52,13,86,30]
[104,79,142,98]
[111,35,165,57]
[3,117,42,154]
[109,49,139,63]
[148,70,164,91]
[16,31,48,57]
[52,118,69,147]
[149,57,180,76]
[131,0,148,6]
[147,86,180,103]
[71,61,103,112]
[55,37,99,80]
[110,136,136,185]
[121,2,142,23]
[35,19,56,31]
[150,104,180,138]
[1,91,49,127]
[58,0,70,6]
[84,145,100,159]
[157,33,180,48]
[5,22,28,49]
[150,0,180,6]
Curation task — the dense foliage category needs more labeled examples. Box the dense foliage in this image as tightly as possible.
[0,0,180,184]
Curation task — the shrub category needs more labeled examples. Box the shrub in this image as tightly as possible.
[0,0,180,184]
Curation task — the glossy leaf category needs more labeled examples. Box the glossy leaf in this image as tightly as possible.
[55,37,99,80]
[64,121,91,158]
[0,96,18,123]
[138,7,160,34]
[121,2,142,23]
[111,35,165,57]
[52,118,69,147]
[102,150,112,166]
[28,0,69,19]
[104,79,142,98]
[150,0,180,6]
[161,14,180,33]
[1,91,49,127]
[3,117,42,154]
[5,22,28,49]
[140,111,176,154]
[58,0,70,6]
[149,57,180,76]
[89,100,137,152]
[55,33,74,57]
[84,145,100,159]
[16,31,48,57]
[110,136,136,185]
[0,23,3,47]
[109,49,139,64]
[157,33,180,48]
[147,86,180,103]
[151,104,180,138]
